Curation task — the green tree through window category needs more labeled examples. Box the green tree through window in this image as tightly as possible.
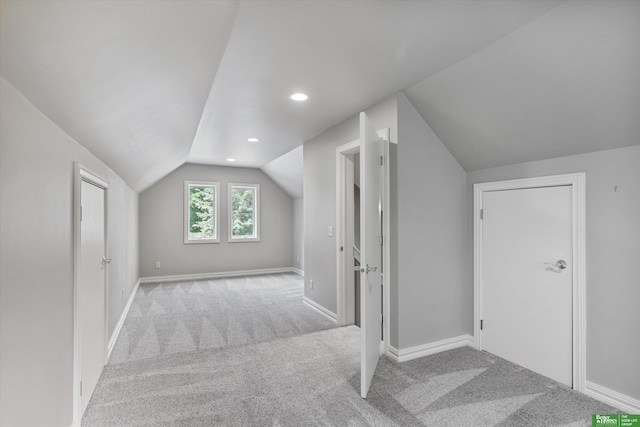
[189,186,216,239]
[231,187,255,237]
[229,183,259,241]
[184,181,219,243]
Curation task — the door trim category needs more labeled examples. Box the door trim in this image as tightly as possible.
[336,128,391,354]
[473,172,586,393]
[73,163,109,425]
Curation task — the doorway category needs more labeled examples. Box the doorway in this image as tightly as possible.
[73,166,109,422]
[335,128,391,350]
[473,173,586,392]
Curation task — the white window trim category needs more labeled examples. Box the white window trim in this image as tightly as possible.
[228,183,260,242]
[184,180,220,244]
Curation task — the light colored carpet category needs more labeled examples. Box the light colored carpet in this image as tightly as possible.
[85,273,617,426]
[84,326,616,426]
[109,273,336,364]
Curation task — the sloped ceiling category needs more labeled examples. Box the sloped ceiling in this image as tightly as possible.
[405,0,640,171]
[2,1,638,193]
[0,0,239,192]
[187,0,562,168]
[261,145,303,199]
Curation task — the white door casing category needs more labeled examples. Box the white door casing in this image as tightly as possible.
[335,129,390,349]
[482,186,572,386]
[79,180,107,414]
[359,112,383,398]
[73,165,109,423]
[474,173,586,392]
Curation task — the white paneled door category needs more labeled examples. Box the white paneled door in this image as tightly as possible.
[359,112,382,398]
[79,180,107,415]
[482,186,573,386]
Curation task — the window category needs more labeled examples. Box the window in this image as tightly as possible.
[228,183,260,242]
[184,181,220,244]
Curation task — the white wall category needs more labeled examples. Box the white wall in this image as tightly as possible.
[293,198,304,272]
[138,163,294,277]
[0,78,139,426]
[395,93,468,349]
[467,145,640,402]
[303,94,398,317]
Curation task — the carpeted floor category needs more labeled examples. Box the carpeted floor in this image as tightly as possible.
[109,273,336,364]
[84,273,617,426]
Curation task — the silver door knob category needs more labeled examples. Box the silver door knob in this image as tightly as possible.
[355,264,377,273]
[556,260,567,270]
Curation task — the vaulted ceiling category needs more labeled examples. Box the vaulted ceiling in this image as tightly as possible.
[1,1,638,192]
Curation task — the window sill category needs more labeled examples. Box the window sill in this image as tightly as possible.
[183,239,220,245]
[228,237,260,243]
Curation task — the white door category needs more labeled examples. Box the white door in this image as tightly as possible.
[359,112,382,398]
[79,180,107,415]
[482,186,572,386]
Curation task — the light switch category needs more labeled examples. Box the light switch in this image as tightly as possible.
[328,226,334,237]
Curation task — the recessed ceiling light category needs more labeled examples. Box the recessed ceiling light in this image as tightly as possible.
[226,158,236,162]
[290,93,308,101]
[247,138,259,142]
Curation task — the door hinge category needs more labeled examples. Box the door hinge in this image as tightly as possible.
[80,206,83,222]
[380,155,384,166]
[340,246,344,252]
[480,319,483,330]
[480,209,483,220]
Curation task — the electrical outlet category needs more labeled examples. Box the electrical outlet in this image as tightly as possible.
[296,250,300,262]
[328,226,334,237]
[155,261,161,269]
[121,288,124,301]
[310,279,313,289]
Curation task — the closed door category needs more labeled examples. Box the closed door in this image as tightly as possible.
[79,180,106,415]
[359,112,382,398]
[482,186,572,386]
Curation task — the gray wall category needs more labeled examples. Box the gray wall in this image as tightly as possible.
[395,93,468,349]
[302,92,468,352]
[303,94,398,317]
[293,198,304,272]
[139,163,294,277]
[467,145,640,401]
[0,78,139,426]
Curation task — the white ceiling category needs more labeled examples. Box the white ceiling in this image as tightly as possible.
[260,145,303,199]
[188,0,561,168]
[2,0,638,193]
[405,0,640,171]
[0,0,239,192]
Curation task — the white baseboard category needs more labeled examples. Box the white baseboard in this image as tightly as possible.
[140,267,298,283]
[291,267,304,276]
[586,381,640,413]
[388,334,475,363]
[107,278,141,360]
[303,296,337,322]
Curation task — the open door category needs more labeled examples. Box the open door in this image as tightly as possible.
[359,112,382,398]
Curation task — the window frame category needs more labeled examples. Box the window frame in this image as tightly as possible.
[184,180,220,244]
[228,183,260,242]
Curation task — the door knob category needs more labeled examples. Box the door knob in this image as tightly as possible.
[556,260,567,270]
[356,264,377,274]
